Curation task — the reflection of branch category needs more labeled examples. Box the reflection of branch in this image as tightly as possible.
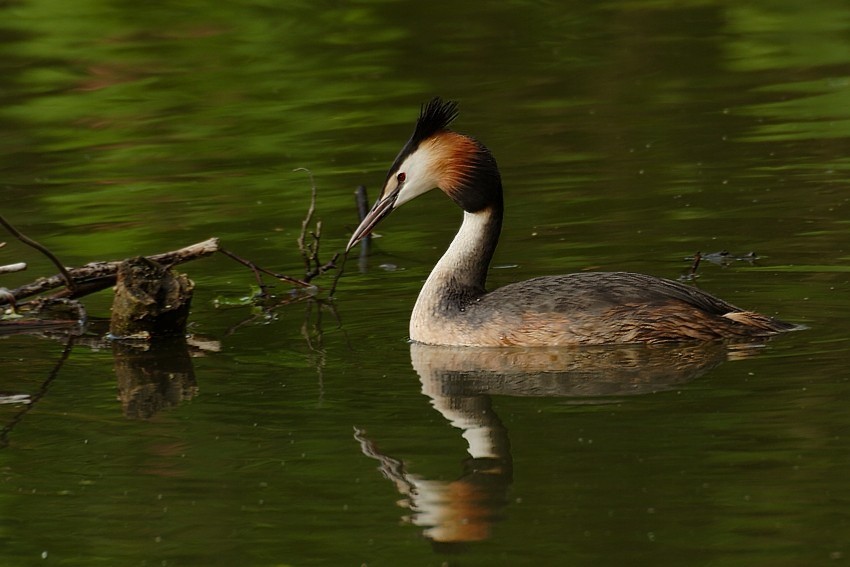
[300,300,321,350]
[0,334,75,449]
[0,298,87,336]
[219,291,317,338]
[0,214,76,293]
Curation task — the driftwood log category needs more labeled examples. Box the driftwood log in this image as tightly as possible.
[0,237,220,307]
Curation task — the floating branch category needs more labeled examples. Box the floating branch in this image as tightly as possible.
[0,237,220,307]
[0,262,26,275]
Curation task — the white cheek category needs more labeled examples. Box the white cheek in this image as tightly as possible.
[393,149,440,207]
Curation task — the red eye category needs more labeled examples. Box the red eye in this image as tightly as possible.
[396,172,406,184]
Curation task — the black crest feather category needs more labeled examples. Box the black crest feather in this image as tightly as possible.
[412,97,459,146]
[386,97,459,181]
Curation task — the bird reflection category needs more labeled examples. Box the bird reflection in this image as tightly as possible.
[354,387,511,545]
[356,341,746,546]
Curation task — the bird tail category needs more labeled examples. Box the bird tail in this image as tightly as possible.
[723,311,804,334]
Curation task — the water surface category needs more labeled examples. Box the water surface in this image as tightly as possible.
[2,1,849,565]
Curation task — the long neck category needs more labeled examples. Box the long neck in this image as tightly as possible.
[409,136,504,342]
[417,200,503,310]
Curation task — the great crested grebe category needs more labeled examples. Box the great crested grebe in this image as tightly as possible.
[346,97,798,346]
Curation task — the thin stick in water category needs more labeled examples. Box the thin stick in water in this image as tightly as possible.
[0,215,76,292]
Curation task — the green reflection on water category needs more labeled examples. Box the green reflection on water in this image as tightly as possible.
[2,0,850,565]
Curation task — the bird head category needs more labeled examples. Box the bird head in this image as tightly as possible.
[346,97,501,252]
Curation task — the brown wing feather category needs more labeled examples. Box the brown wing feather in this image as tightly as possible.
[461,272,795,344]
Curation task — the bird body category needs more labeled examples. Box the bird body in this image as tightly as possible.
[413,268,792,346]
[346,98,797,346]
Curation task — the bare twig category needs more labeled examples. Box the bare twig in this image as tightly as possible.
[330,252,348,297]
[330,184,372,296]
[218,246,312,290]
[304,252,339,284]
[312,220,322,266]
[0,215,76,292]
[291,168,339,285]
[294,167,318,275]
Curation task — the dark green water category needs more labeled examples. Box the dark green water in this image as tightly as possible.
[2,1,849,565]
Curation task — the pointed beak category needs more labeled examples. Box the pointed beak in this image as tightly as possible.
[346,186,401,252]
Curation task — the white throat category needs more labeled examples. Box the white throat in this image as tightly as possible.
[410,210,494,341]
[430,210,491,282]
